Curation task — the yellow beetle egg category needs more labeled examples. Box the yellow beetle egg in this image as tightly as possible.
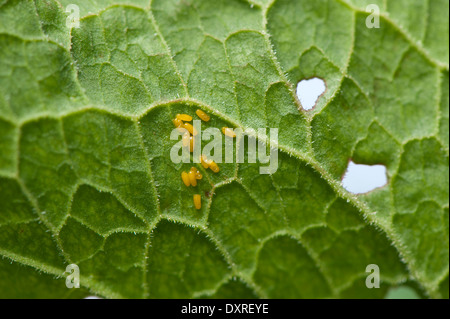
[188,170,197,186]
[222,127,236,138]
[173,118,183,128]
[182,131,190,148]
[196,109,210,122]
[209,161,220,173]
[189,136,195,152]
[200,155,210,169]
[181,171,190,187]
[191,167,202,180]
[176,113,193,121]
[193,194,201,210]
[183,123,198,136]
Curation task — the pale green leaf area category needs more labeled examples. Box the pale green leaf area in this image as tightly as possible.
[0,0,448,299]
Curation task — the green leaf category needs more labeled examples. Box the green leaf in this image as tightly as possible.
[0,0,448,298]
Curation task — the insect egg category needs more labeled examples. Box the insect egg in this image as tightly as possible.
[222,127,236,138]
[188,170,197,186]
[182,131,190,148]
[196,109,210,122]
[191,167,202,180]
[209,161,220,173]
[183,123,198,136]
[173,118,183,128]
[200,155,210,169]
[193,194,201,209]
[176,113,193,121]
[189,136,195,152]
[181,171,190,187]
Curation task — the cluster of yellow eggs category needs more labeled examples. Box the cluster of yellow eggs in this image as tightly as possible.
[171,109,236,210]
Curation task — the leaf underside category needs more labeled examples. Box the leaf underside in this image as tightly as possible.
[0,0,448,298]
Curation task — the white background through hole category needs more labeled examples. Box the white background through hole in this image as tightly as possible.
[342,161,388,194]
[296,77,326,110]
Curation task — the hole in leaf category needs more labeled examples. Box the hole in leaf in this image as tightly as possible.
[296,77,326,111]
[342,161,387,194]
[385,286,420,299]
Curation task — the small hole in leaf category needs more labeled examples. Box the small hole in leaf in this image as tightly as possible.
[296,77,326,111]
[342,161,387,194]
[385,286,421,299]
